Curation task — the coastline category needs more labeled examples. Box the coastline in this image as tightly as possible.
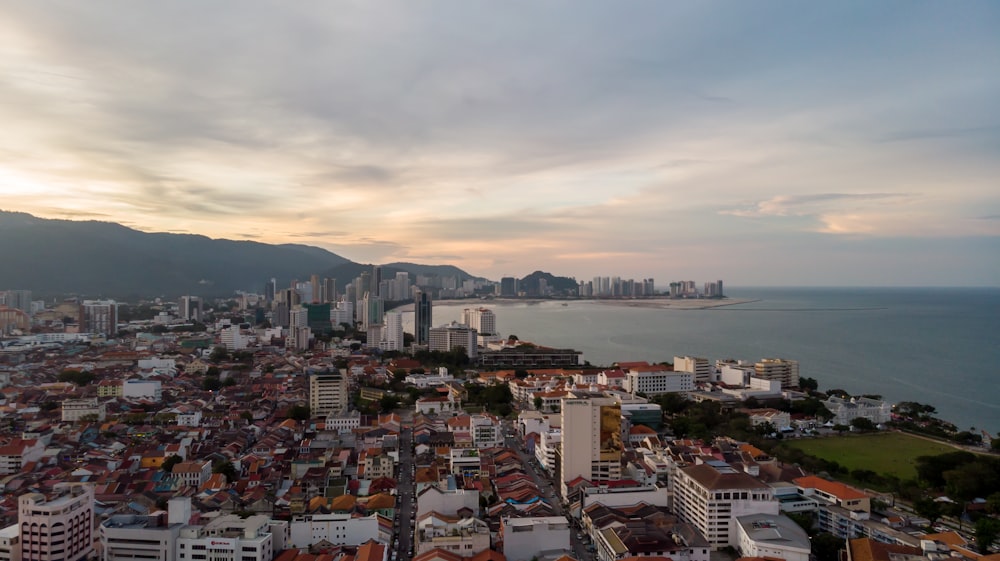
[402,297,759,311]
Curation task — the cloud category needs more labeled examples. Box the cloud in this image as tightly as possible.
[721,193,913,219]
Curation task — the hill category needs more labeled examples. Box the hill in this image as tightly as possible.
[519,270,578,296]
[0,211,488,300]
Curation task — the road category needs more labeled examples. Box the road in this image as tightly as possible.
[502,420,595,561]
[395,427,415,561]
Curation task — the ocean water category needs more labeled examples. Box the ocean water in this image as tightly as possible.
[401,288,1000,433]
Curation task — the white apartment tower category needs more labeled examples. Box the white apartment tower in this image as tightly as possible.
[461,308,497,336]
[381,311,404,352]
[559,397,623,497]
[674,356,712,383]
[19,483,95,561]
[754,358,800,389]
[308,369,348,417]
[428,322,478,359]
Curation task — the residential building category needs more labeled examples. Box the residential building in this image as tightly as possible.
[461,308,497,337]
[415,487,480,518]
[82,300,118,335]
[499,516,569,561]
[560,397,623,496]
[61,398,106,422]
[123,379,162,401]
[19,483,95,561]
[623,366,693,397]
[753,359,799,389]
[288,513,381,549]
[178,296,202,322]
[309,369,348,417]
[673,461,779,549]
[172,461,211,488]
[734,514,810,561]
[99,498,191,561]
[0,524,19,561]
[429,322,478,360]
[381,311,404,352]
[0,439,45,475]
[414,513,490,557]
[470,414,502,448]
[674,356,712,383]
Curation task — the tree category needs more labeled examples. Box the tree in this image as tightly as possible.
[161,454,183,473]
[209,346,230,363]
[992,437,1000,452]
[212,460,238,483]
[754,421,777,437]
[222,377,238,387]
[379,394,401,413]
[799,377,819,392]
[914,497,943,527]
[57,369,96,386]
[850,418,877,432]
[832,423,850,435]
[534,396,544,411]
[811,533,845,561]
[203,377,222,391]
[974,517,1000,554]
[288,405,311,421]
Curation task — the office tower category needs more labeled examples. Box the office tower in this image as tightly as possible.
[428,322,477,359]
[499,277,517,297]
[414,290,432,346]
[308,368,348,416]
[311,274,321,303]
[82,300,119,335]
[382,311,404,351]
[264,278,276,304]
[461,307,497,336]
[289,306,308,328]
[754,358,800,389]
[717,280,723,296]
[178,296,202,322]
[357,272,370,304]
[559,397,623,496]
[274,302,290,328]
[323,278,337,303]
[287,326,312,351]
[19,483,95,561]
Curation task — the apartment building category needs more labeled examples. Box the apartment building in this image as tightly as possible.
[499,516,570,561]
[19,483,95,561]
[623,366,693,397]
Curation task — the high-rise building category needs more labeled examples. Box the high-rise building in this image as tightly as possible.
[369,266,382,298]
[382,311,404,352]
[178,296,202,322]
[499,277,518,297]
[264,278,276,304]
[309,368,348,416]
[674,356,712,383]
[82,300,119,335]
[428,322,477,359]
[461,307,497,336]
[311,274,321,303]
[754,358,800,389]
[559,397,623,496]
[2,290,32,315]
[19,483,95,561]
[414,290,432,346]
[323,278,337,303]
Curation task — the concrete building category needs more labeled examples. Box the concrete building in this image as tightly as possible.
[381,311,404,352]
[414,290,433,346]
[536,428,561,473]
[673,461,779,549]
[99,497,192,561]
[19,483,95,561]
[178,296,202,322]
[623,366,693,397]
[414,513,490,557]
[560,397,623,496]
[461,308,497,337]
[123,379,162,401]
[429,322,478,360]
[0,439,45,475]
[822,396,892,426]
[734,514,810,561]
[0,524,20,561]
[219,325,248,351]
[753,358,799,389]
[288,513,381,549]
[61,398,106,422]
[499,516,570,561]
[309,369,348,417]
[674,356,712,383]
[82,300,118,335]
[176,514,275,561]
[415,487,480,518]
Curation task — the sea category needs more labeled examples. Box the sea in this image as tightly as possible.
[400,287,1000,434]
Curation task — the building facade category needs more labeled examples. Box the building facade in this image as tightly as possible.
[560,397,623,496]
[19,483,95,561]
[309,369,349,417]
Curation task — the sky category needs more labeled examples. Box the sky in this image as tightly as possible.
[1,2,999,287]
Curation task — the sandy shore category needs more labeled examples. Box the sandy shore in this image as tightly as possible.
[404,297,758,310]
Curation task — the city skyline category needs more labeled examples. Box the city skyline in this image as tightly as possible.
[1,2,998,286]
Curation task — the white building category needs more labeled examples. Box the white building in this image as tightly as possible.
[415,487,480,518]
[823,396,892,426]
[414,513,490,556]
[172,461,211,489]
[309,369,348,417]
[415,395,460,415]
[219,325,249,351]
[735,514,811,561]
[380,311,404,352]
[560,397,623,496]
[19,483,95,561]
[535,428,561,473]
[287,325,312,351]
[405,368,455,388]
[673,461,779,549]
[0,438,45,475]
[326,410,361,433]
[461,307,497,346]
[61,398,106,422]
[176,514,275,561]
[428,322,478,359]
[176,411,203,427]
[289,513,381,549]
[100,500,187,561]
[623,367,693,397]
[500,516,570,561]
[123,379,163,401]
[470,414,503,448]
[0,524,19,561]
[754,358,800,389]
[674,356,712,383]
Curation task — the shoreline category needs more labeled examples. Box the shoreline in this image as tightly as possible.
[403,297,760,311]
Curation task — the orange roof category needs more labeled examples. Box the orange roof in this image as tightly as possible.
[356,540,386,561]
[794,475,867,500]
[330,494,356,511]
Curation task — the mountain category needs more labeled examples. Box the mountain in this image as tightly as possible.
[0,211,352,299]
[519,270,578,296]
[0,211,489,300]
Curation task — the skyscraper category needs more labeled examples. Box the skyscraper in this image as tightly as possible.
[414,289,432,346]
[560,397,623,496]
[461,307,497,336]
[311,274,321,303]
[370,265,382,298]
[178,296,202,322]
[82,300,119,336]
[323,277,337,303]
[382,311,404,351]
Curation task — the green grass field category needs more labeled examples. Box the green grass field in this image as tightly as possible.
[785,432,958,480]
